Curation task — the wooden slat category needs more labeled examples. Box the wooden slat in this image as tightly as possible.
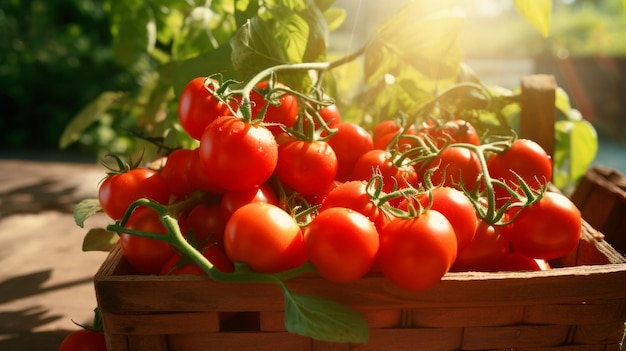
[571,322,626,345]
[351,328,463,351]
[523,301,626,325]
[520,75,557,159]
[408,306,524,327]
[167,331,311,351]
[462,325,570,350]
[127,335,168,351]
[102,311,220,334]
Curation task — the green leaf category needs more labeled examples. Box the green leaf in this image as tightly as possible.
[513,0,552,38]
[282,285,369,344]
[314,0,336,12]
[173,45,235,98]
[324,8,346,32]
[74,199,103,228]
[173,6,221,61]
[82,228,120,252]
[108,1,157,66]
[364,3,463,85]
[231,18,289,79]
[553,118,597,191]
[554,87,572,120]
[59,92,126,150]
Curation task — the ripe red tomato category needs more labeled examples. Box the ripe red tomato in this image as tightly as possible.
[199,116,278,192]
[327,122,374,182]
[224,202,306,273]
[497,252,549,271]
[420,187,478,252]
[98,168,171,221]
[120,206,175,275]
[351,149,418,194]
[186,147,225,194]
[507,192,581,260]
[487,138,552,204]
[219,184,279,220]
[249,81,298,135]
[420,146,481,191]
[160,148,194,199]
[183,202,227,247]
[320,180,390,233]
[425,119,481,147]
[178,77,232,140]
[275,139,338,195]
[304,207,379,283]
[317,102,342,128]
[451,219,510,272]
[378,210,457,291]
[58,329,106,351]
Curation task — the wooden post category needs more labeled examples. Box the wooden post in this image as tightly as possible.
[520,75,557,159]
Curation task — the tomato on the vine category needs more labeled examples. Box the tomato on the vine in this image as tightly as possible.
[178,77,232,140]
[327,122,374,182]
[120,206,175,275]
[351,149,418,195]
[378,210,457,291]
[320,180,390,233]
[425,119,481,147]
[274,139,338,195]
[98,167,171,221]
[507,191,581,260]
[219,184,279,220]
[159,243,234,275]
[249,81,299,136]
[487,138,552,205]
[160,148,194,199]
[304,207,379,283]
[450,219,510,272]
[182,202,227,247]
[58,329,106,351]
[420,146,481,191]
[199,116,278,192]
[419,187,478,252]
[224,202,306,273]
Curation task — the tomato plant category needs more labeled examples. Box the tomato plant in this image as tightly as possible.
[249,81,299,136]
[378,210,457,291]
[419,146,481,191]
[223,202,306,273]
[199,116,278,192]
[58,329,107,351]
[304,207,379,283]
[351,149,418,194]
[178,77,232,140]
[507,191,581,260]
[119,206,175,275]
[98,166,171,221]
[275,139,338,195]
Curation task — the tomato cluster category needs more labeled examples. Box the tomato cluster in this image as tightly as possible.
[97,76,583,292]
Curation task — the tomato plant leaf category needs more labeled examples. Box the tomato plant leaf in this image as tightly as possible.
[59,92,126,150]
[82,228,120,252]
[513,0,552,38]
[281,285,369,344]
[74,199,103,228]
[173,6,221,61]
[106,0,157,66]
[172,45,235,98]
[553,118,597,191]
[324,7,347,32]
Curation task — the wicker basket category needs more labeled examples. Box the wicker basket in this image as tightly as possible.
[94,218,626,351]
[571,165,626,256]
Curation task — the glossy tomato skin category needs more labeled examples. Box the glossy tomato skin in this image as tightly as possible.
[183,202,227,247]
[352,149,418,194]
[219,184,279,220]
[327,122,374,182]
[275,140,338,195]
[58,329,107,351]
[451,219,510,272]
[98,168,171,221]
[178,77,232,140]
[304,207,379,283]
[249,81,298,136]
[160,148,194,199]
[199,116,278,192]
[120,206,175,275]
[487,139,552,205]
[507,192,581,260]
[224,202,306,273]
[186,147,225,194]
[421,147,481,191]
[320,180,390,233]
[422,187,478,252]
[378,210,457,291]
[426,119,481,147]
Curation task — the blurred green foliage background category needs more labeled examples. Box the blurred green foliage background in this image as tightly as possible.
[1,0,624,157]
